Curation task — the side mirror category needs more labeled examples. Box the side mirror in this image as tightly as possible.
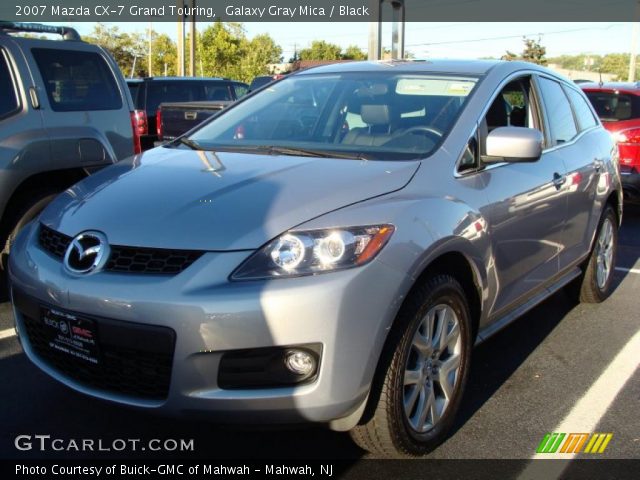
[482,126,543,164]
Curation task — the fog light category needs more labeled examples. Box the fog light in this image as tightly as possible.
[218,344,321,389]
[284,350,315,376]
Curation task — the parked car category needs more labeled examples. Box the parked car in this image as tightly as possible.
[127,77,248,150]
[10,60,621,457]
[0,21,136,278]
[157,100,232,143]
[248,74,285,91]
[581,82,640,202]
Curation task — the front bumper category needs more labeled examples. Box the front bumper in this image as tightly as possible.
[9,222,408,427]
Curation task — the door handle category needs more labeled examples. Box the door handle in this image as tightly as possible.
[29,87,40,109]
[552,172,566,189]
[594,159,603,173]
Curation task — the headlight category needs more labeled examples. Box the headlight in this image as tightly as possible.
[231,224,395,280]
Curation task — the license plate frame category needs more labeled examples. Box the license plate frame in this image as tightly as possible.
[41,308,100,365]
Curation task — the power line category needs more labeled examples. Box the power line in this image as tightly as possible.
[405,24,621,47]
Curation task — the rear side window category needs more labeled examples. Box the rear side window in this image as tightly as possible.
[0,49,20,119]
[537,77,578,146]
[204,84,232,101]
[584,91,640,122]
[32,48,122,112]
[249,77,274,91]
[564,86,598,131]
[127,82,142,109]
[233,83,248,98]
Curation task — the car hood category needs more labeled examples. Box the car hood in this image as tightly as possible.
[40,147,419,251]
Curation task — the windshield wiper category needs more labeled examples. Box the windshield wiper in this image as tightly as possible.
[263,146,370,160]
[171,137,202,150]
[168,140,370,160]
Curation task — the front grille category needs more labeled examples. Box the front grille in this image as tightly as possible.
[107,246,203,274]
[19,306,175,401]
[39,224,204,275]
[39,224,71,258]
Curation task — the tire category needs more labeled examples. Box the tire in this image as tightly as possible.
[575,205,618,303]
[0,190,59,273]
[350,274,473,457]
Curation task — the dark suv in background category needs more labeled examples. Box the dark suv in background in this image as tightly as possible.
[581,82,640,202]
[127,77,249,150]
[0,22,136,282]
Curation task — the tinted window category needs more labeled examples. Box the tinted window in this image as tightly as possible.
[233,83,248,98]
[146,81,232,113]
[127,82,142,108]
[0,49,19,118]
[564,87,598,131]
[190,73,478,160]
[584,91,640,122]
[537,77,578,145]
[249,76,274,91]
[32,48,122,112]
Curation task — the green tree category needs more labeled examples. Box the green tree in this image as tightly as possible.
[85,23,146,77]
[150,33,177,76]
[242,34,283,79]
[299,40,343,61]
[198,22,245,79]
[521,37,547,65]
[195,22,281,83]
[342,45,367,60]
[600,53,631,81]
[502,37,547,66]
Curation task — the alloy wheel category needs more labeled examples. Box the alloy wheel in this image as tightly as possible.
[596,217,614,290]
[403,303,462,433]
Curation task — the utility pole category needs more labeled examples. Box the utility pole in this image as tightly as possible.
[629,23,639,82]
[177,0,185,76]
[189,0,196,77]
[147,22,152,77]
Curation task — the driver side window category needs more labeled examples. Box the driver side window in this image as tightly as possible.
[458,75,541,174]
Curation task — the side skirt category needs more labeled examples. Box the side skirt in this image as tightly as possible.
[474,267,582,346]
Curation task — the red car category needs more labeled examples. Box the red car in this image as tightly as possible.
[581,82,640,202]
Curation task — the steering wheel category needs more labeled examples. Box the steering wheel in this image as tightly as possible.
[395,125,444,141]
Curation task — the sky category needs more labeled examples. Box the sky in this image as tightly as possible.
[56,22,635,61]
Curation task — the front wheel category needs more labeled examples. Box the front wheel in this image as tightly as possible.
[350,274,472,457]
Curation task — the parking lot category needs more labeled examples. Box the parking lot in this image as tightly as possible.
[0,205,638,461]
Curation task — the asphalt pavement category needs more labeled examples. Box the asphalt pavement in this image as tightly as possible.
[0,206,638,461]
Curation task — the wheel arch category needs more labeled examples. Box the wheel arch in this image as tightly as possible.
[0,167,88,234]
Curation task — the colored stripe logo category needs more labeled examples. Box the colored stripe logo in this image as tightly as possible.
[537,433,613,454]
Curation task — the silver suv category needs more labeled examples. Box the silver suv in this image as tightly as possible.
[9,60,621,457]
[0,22,136,280]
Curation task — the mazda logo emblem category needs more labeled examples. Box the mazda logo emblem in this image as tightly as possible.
[63,231,110,275]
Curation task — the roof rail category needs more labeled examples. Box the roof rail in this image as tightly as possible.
[0,21,81,41]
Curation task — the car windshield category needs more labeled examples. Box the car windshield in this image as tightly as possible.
[584,91,640,121]
[188,72,479,160]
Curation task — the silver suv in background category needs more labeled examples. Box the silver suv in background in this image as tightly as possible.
[9,60,622,457]
[0,22,136,281]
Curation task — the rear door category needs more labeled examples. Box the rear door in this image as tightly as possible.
[481,75,568,316]
[0,40,49,219]
[27,42,132,164]
[551,82,604,270]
